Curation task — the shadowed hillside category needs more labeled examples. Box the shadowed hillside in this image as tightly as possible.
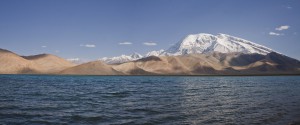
[23,54,75,73]
[60,61,123,75]
[112,52,300,75]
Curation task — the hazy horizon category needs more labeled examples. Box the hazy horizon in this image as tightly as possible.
[1,0,300,61]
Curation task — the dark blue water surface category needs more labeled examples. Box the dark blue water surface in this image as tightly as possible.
[0,75,300,125]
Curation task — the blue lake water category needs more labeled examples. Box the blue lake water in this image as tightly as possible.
[0,75,300,125]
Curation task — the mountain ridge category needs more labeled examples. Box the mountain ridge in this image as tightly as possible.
[111,52,299,75]
[1,33,299,75]
[100,33,274,64]
[100,52,143,64]
[1,48,299,75]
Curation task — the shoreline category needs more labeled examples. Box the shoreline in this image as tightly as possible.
[0,73,300,77]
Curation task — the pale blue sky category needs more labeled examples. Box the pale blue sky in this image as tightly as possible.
[0,0,299,60]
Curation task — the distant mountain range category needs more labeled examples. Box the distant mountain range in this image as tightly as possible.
[1,33,299,75]
[100,33,274,64]
[100,53,143,64]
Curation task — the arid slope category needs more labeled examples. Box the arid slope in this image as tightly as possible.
[0,49,75,74]
[113,52,300,75]
[23,54,75,73]
[60,61,122,75]
[0,49,41,74]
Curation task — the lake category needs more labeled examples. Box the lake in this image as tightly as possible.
[0,75,300,125]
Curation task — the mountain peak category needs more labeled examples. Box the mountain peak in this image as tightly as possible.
[166,33,273,55]
[166,33,217,55]
[130,52,143,58]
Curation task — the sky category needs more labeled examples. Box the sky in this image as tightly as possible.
[0,0,300,61]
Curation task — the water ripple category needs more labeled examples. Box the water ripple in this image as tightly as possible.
[0,75,299,124]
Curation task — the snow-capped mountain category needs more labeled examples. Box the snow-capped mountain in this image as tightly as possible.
[100,52,143,64]
[100,33,274,64]
[165,33,273,55]
[145,49,165,57]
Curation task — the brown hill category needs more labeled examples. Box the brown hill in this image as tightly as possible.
[0,49,76,74]
[0,49,40,74]
[60,61,123,75]
[236,52,300,74]
[23,54,75,73]
[113,54,223,75]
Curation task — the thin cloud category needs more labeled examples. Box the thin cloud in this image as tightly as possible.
[80,44,96,48]
[285,5,292,9]
[269,32,282,36]
[119,42,132,45]
[67,58,80,61]
[55,50,60,53]
[143,42,157,46]
[41,46,47,48]
[275,25,290,31]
